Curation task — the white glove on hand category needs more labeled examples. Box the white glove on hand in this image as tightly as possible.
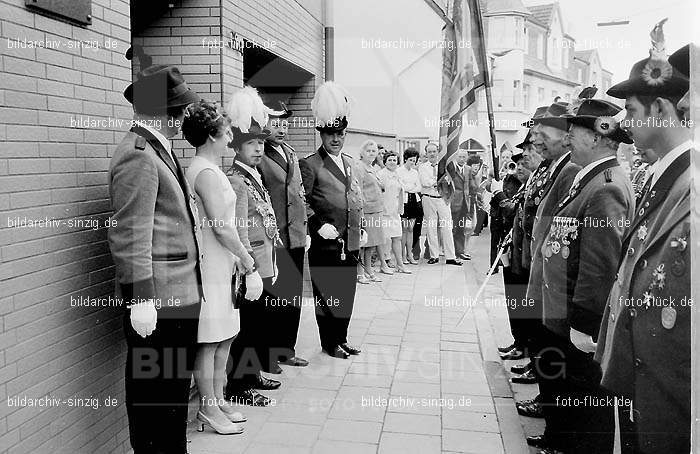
[130,300,157,338]
[570,328,597,353]
[359,229,368,248]
[490,179,503,194]
[318,223,339,240]
[245,271,263,301]
[305,234,311,251]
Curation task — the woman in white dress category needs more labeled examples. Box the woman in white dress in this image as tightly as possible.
[377,151,411,274]
[395,148,422,265]
[183,101,259,435]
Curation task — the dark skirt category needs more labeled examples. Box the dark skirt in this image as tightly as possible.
[401,192,423,219]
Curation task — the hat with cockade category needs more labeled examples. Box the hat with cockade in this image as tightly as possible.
[564,98,633,144]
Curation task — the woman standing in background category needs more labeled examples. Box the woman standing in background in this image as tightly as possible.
[378,151,411,274]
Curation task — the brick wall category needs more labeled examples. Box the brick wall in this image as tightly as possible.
[0,0,324,453]
[0,0,133,452]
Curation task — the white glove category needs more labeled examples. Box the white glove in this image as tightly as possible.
[130,300,157,338]
[490,180,503,194]
[359,229,368,248]
[244,271,263,301]
[570,328,597,353]
[305,234,311,251]
[318,223,339,240]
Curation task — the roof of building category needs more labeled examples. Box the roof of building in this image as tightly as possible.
[574,49,595,63]
[485,0,530,16]
[527,3,555,26]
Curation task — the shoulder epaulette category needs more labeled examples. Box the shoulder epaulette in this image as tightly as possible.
[604,168,612,183]
[135,136,147,150]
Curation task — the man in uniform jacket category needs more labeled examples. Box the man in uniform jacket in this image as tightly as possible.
[537,99,635,453]
[108,65,202,454]
[595,48,692,454]
[225,114,281,407]
[299,84,364,359]
[258,103,310,369]
[446,149,474,260]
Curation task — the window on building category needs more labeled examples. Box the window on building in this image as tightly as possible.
[537,35,544,59]
[578,68,583,83]
[513,80,520,107]
[523,83,530,111]
[524,27,529,53]
[494,79,505,107]
[514,18,521,47]
[538,87,545,103]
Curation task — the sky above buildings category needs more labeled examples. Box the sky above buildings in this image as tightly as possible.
[524,0,695,84]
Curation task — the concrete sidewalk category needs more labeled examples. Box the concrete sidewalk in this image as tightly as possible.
[186,234,531,454]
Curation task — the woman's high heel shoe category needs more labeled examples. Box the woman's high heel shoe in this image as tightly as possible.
[196,410,244,435]
[220,407,247,423]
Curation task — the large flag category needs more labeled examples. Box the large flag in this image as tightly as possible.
[437,0,488,183]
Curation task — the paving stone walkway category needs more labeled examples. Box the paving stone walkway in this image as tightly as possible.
[186,235,532,454]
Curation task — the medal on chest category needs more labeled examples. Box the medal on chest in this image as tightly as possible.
[544,216,578,258]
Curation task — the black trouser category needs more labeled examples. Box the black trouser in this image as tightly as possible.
[307,237,358,352]
[451,200,471,256]
[267,247,305,362]
[489,218,504,267]
[502,267,531,350]
[412,215,423,259]
[535,327,613,453]
[473,207,488,234]
[226,277,274,392]
[124,303,200,454]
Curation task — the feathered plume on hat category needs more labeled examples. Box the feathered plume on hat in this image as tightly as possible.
[312,81,351,131]
[641,18,674,87]
[567,86,598,116]
[225,85,269,133]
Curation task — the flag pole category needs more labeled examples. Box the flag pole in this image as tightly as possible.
[472,0,500,181]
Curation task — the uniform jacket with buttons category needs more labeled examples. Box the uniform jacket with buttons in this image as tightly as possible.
[540,159,634,339]
[227,162,278,279]
[595,150,691,454]
[259,141,308,250]
[108,127,203,308]
[526,156,579,308]
[299,146,364,252]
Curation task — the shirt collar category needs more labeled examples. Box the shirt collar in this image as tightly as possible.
[141,124,172,157]
[548,151,570,176]
[237,160,262,184]
[571,155,616,189]
[650,140,693,187]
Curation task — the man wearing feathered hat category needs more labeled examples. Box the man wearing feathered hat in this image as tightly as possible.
[515,100,582,446]
[299,81,364,359]
[224,86,282,407]
[108,65,202,453]
[257,101,310,369]
[534,98,636,454]
[595,24,693,453]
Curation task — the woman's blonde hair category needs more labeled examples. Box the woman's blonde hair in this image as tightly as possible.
[359,139,378,158]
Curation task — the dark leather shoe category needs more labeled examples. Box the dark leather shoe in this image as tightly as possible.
[498,342,516,354]
[427,258,439,264]
[527,435,548,449]
[227,388,270,407]
[446,259,463,266]
[517,401,544,418]
[511,369,537,384]
[340,343,361,355]
[511,361,532,374]
[263,363,283,374]
[253,375,281,390]
[500,348,525,360]
[279,356,308,367]
[323,346,349,359]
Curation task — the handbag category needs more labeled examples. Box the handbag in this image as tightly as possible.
[231,272,244,309]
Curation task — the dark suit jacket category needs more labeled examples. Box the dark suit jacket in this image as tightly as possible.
[227,162,278,279]
[108,127,203,308]
[446,161,472,211]
[259,141,308,250]
[526,156,580,309]
[299,146,363,252]
[596,150,691,454]
[540,159,634,339]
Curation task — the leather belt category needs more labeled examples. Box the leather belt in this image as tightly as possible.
[423,194,441,198]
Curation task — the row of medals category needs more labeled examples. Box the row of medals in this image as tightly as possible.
[543,216,579,259]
